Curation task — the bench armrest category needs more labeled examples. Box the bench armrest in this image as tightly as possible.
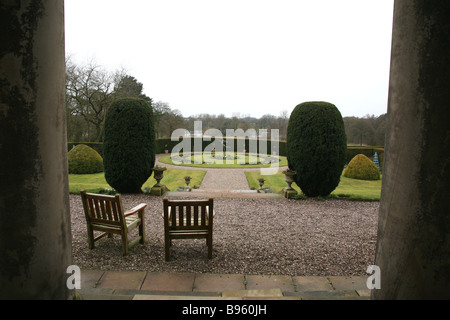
[124,203,147,217]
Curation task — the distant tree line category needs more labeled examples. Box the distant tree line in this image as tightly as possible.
[344,114,387,146]
[66,60,386,146]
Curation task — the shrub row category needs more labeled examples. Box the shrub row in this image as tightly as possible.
[68,140,383,166]
[70,138,287,157]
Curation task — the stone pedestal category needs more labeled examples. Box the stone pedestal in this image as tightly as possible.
[283,188,298,199]
[150,185,169,196]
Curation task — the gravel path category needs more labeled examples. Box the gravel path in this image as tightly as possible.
[155,154,288,190]
[199,169,250,190]
[70,194,379,276]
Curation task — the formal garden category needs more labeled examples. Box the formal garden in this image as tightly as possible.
[68,99,383,276]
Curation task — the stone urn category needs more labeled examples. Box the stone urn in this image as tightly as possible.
[282,169,296,190]
[257,178,265,189]
[184,176,192,187]
[152,166,167,187]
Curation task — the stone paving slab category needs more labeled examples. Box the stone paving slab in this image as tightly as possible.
[95,271,147,290]
[328,276,368,291]
[133,295,237,300]
[222,289,283,298]
[141,272,195,292]
[193,273,246,292]
[80,270,105,289]
[293,276,333,292]
[245,275,295,292]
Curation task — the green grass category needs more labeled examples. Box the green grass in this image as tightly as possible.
[158,152,288,169]
[69,169,206,194]
[245,171,382,201]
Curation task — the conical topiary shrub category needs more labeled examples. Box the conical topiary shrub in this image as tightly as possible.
[344,154,380,181]
[68,144,104,174]
[373,152,380,171]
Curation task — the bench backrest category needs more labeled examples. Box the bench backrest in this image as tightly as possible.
[163,198,214,231]
[81,190,126,228]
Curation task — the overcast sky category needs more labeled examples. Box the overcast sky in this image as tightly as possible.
[65,0,394,119]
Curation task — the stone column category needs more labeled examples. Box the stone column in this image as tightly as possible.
[0,1,72,299]
[373,1,450,299]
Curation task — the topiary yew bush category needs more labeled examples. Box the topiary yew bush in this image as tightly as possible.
[344,154,380,180]
[68,144,104,174]
[103,98,155,193]
[287,101,347,197]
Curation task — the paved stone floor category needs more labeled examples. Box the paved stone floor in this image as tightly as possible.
[77,270,371,300]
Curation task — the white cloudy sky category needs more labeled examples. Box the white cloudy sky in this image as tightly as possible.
[65,0,394,119]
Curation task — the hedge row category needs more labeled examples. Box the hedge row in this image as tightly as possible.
[347,146,384,169]
[68,140,383,167]
[69,138,287,157]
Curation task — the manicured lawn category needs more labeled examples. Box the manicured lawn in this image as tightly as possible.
[69,168,206,194]
[245,171,382,201]
[158,152,288,169]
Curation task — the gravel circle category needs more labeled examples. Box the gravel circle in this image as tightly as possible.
[70,194,379,276]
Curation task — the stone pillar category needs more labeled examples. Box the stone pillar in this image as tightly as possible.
[0,1,72,299]
[373,1,450,299]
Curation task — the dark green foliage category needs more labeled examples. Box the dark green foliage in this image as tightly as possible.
[103,98,155,193]
[68,144,104,174]
[287,101,347,197]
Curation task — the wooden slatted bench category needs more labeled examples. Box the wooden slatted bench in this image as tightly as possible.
[80,190,146,256]
[163,197,214,261]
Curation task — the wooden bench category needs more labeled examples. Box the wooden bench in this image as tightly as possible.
[80,190,146,256]
[163,197,214,261]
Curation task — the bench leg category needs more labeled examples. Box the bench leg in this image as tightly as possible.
[207,235,213,259]
[122,235,129,256]
[165,240,170,261]
[87,226,95,249]
[139,222,145,244]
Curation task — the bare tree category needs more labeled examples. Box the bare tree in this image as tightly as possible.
[66,58,116,141]
[65,58,152,142]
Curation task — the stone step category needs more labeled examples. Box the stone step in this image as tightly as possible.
[77,288,370,300]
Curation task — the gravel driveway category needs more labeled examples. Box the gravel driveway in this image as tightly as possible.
[70,194,379,276]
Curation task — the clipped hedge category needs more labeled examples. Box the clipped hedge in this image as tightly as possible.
[344,154,380,180]
[287,101,347,197]
[68,142,104,157]
[347,146,384,169]
[157,137,286,156]
[103,98,155,193]
[68,144,104,174]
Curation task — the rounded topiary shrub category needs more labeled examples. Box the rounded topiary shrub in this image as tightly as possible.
[68,144,104,174]
[344,154,380,180]
[287,101,347,197]
[103,98,155,193]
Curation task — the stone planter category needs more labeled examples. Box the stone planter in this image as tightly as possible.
[153,167,167,187]
[282,170,298,198]
[150,167,168,196]
[283,171,296,190]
